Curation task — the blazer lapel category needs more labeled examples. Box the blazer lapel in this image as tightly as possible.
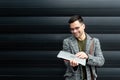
[85,34,93,54]
[69,34,93,54]
[70,36,79,54]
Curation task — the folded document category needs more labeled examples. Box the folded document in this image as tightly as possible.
[57,51,86,66]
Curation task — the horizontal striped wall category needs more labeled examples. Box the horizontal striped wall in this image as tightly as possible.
[0,0,120,80]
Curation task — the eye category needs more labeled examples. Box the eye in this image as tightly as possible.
[70,27,80,32]
[75,27,80,30]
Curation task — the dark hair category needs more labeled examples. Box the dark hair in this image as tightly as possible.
[68,15,83,24]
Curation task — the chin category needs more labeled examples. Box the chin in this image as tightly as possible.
[73,33,80,38]
[75,35,79,38]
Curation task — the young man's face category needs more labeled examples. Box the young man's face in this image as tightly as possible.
[70,20,85,39]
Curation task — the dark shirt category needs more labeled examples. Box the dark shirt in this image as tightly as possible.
[77,38,87,80]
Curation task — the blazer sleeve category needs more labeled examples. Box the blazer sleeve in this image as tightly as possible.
[87,38,105,66]
[62,39,72,68]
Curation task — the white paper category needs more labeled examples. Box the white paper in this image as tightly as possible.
[57,51,86,66]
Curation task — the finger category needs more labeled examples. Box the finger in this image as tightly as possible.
[71,59,79,67]
[72,59,76,66]
[70,60,73,66]
[75,53,82,58]
[64,59,69,62]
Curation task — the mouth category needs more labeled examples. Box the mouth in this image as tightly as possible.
[74,33,79,36]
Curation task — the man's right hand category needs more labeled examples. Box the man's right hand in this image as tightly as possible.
[70,59,79,67]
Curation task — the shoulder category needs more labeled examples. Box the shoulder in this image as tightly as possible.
[93,37,99,41]
[93,37,100,42]
[63,36,75,42]
[92,37,101,45]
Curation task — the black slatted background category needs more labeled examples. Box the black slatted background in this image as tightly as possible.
[0,0,120,80]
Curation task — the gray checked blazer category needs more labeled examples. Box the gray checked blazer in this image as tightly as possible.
[62,34,105,80]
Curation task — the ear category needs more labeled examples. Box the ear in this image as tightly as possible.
[82,23,85,29]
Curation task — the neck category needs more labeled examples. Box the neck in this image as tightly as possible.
[78,33,86,41]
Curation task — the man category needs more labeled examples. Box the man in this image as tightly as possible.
[62,15,105,80]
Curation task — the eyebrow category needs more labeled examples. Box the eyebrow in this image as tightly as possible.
[70,27,80,30]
